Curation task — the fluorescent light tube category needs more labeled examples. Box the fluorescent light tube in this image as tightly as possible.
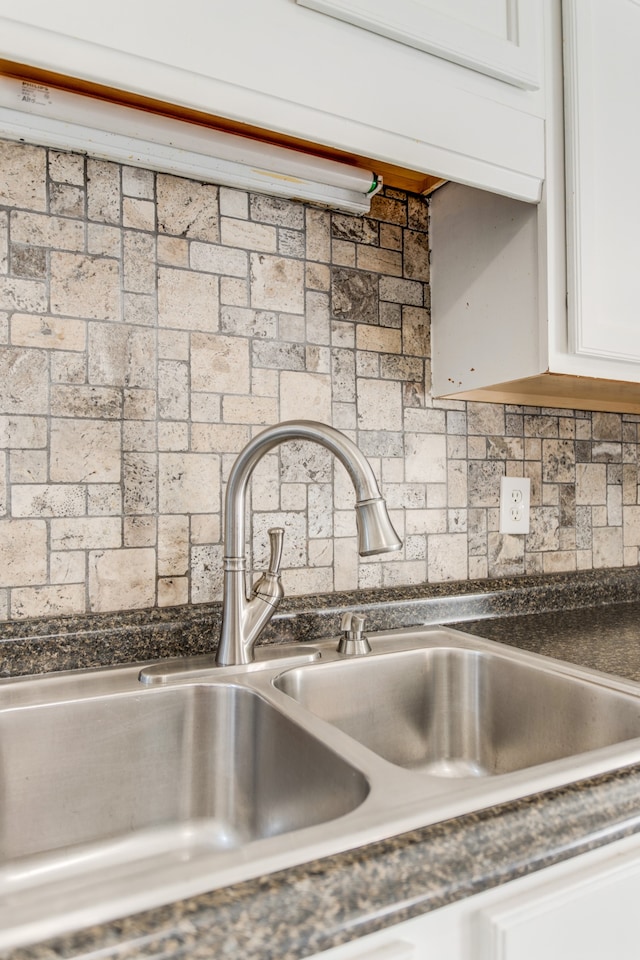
[0,75,382,213]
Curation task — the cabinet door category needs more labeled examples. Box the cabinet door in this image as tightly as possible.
[475,841,640,960]
[295,0,541,88]
[564,0,640,366]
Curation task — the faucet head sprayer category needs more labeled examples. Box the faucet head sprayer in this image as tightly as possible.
[355,498,403,556]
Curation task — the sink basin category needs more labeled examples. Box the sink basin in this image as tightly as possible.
[275,643,640,777]
[0,682,367,863]
[0,670,369,948]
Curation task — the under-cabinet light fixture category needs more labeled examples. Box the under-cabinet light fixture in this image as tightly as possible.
[0,74,382,214]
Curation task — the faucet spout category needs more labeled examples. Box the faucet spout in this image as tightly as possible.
[216,420,402,666]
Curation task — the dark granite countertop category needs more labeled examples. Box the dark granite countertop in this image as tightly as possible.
[4,567,640,959]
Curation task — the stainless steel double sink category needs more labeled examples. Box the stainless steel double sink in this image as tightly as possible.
[3,625,640,949]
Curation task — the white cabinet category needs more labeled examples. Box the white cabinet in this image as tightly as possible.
[563,0,640,368]
[295,0,541,89]
[306,833,640,960]
[431,0,640,413]
[0,0,548,201]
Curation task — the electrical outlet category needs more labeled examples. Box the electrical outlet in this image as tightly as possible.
[499,476,531,534]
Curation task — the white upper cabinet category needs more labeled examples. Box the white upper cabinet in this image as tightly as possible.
[296,0,541,89]
[0,0,547,201]
[431,0,640,413]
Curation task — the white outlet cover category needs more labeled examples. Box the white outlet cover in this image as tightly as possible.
[499,476,531,534]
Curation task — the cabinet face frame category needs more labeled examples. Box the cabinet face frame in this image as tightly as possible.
[296,0,541,89]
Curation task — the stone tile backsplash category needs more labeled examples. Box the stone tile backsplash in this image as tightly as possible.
[1,136,640,621]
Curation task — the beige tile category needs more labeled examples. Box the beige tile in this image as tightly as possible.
[50,419,121,483]
[280,371,331,422]
[12,484,85,518]
[427,533,468,581]
[0,519,47,586]
[191,332,250,394]
[49,151,85,186]
[222,395,278,425]
[89,547,156,611]
[0,347,49,414]
[576,462,607,505]
[405,433,447,484]
[356,325,401,353]
[0,276,47,313]
[50,550,85,584]
[158,267,219,331]
[88,322,155,388]
[158,577,189,607]
[157,174,219,242]
[122,166,154,199]
[0,141,47,210]
[11,314,86,352]
[220,218,277,252]
[157,235,189,267]
[11,210,85,250]
[51,252,121,321]
[123,232,156,293]
[356,246,402,276]
[0,212,7,275]
[357,378,402,431]
[592,526,623,568]
[158,452,220,514]
[158,515,190,576]
[250,253,304,313]
[87,159,121,224]
[11,584,86,618]
[50,517,120,552]
[219,187,248,220]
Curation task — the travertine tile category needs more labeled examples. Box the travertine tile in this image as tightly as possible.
[191,332,250,394]
[12,484,85,518]
[159,452,220,514]
[50,419,121,483]
[0,141,47,210]
[122,197,156,230]
[220,218,276,252]
[50,252,121,321]
[249,253,304,313]
[0,213,7,275]
[157,267,219,331]
[89,547,156,611]
[0,348,48,414]
[357,379,402,430]
[157,174,219,242]
[49,151,85,186]
[50,184,85,220]
[281,371,332,422]
[122,166,154,200]
[428,533,467,581]
[11,584,86,618]
[87,159,121,224]
[0,276,47,313]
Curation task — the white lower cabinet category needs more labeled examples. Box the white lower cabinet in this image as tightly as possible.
[307,833,640,960]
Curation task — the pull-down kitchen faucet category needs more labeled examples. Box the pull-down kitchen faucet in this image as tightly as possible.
[215,420,402,666]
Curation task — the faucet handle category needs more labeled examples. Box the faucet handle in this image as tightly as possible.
[252,527,285,605]
[267,527,285,575]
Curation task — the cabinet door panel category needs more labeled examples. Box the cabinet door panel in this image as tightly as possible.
[296,0,541,88]
[564,0,640,365]
[475,844,640,960]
